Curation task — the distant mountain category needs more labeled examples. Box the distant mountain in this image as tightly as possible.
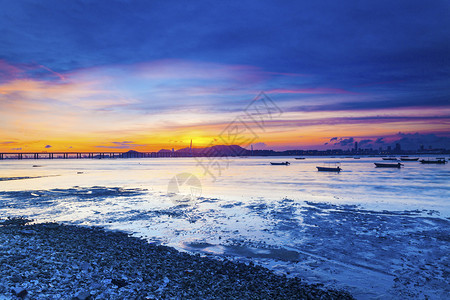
[158,149,172,153]
[175,147,191,153]
[124,150,140,154]
[202,145,248,156]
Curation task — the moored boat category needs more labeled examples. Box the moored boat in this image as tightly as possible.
[374,162,403,168]
[400,157,419,161]
[295,157,305,160]
[317,166,342,172]
[420,159,447,164]
[382,157,398,161]
[270,162,290,165]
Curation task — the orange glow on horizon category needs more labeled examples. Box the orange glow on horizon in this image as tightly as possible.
[1,61,448,153]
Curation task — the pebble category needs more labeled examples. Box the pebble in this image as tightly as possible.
[10,274,23,283]
[0,218,354,299]
[11,287,27,298]
[74,290,91,300]
[111,278,127,288]
[20,229,37,235]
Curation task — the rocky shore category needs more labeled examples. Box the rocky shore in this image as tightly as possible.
[0,217,353,299]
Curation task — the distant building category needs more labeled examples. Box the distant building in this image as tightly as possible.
[354,141,358,152]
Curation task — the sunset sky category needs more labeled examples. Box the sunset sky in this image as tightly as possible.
[1,0,449,152]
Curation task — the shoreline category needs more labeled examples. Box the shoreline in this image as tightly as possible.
[0,218,353,299]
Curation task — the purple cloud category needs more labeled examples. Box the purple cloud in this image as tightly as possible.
[250,142,268,150]
[392,132,450,150]
[334,137,354,147]
[96,141,148,149]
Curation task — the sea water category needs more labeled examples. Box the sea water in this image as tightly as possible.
[1,156,449,299]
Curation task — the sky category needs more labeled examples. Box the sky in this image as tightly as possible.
[1,0,449,152]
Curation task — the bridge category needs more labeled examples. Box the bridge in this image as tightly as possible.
[0,151,188,160]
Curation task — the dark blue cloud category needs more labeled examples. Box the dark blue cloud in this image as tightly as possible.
[265,115,450,129]
[358,139,373,147]
[334,138,354,147]
[393,132,450,150]
[1,0,448,114]
[328,133,450,150]
[375,138,385,144]
[287,91,450,112]
[2,1,448,76]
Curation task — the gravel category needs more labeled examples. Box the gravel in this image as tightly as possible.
[0,217,353,299]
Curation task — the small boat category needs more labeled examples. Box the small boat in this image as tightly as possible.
[317,163,342,172]
[400,157,419,161]
[420,159,447,164]
[295,157,305,160]
[353,157,360,159]
[317,166,342,172]
[374,162,403,168]
[270,162,290,165]
[382,157,398,161]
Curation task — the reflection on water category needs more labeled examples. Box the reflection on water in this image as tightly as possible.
[2,156,447,214]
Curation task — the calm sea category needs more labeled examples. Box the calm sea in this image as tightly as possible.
[1,156,448,214]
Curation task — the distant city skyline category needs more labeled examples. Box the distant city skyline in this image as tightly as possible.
[1,1,449,152]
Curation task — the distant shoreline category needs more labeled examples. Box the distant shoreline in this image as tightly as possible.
[1,143,449,160]
[0,152,449,161]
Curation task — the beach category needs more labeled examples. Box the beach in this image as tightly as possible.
[0,218,353,299]
[0,157,449,299]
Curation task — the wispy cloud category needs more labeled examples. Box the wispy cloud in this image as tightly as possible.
[267,88,357,95]
[95,141,149,149]
[38,64,66,80]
